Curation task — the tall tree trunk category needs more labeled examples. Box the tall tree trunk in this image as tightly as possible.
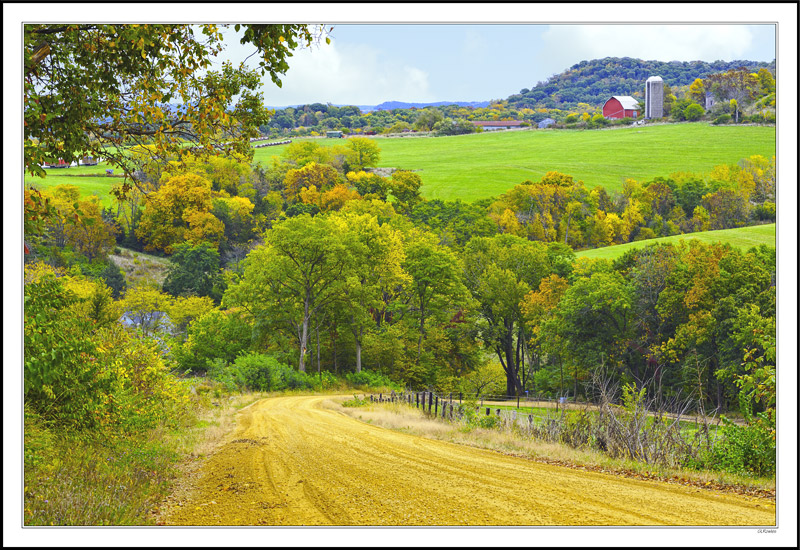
[416,310,426,364]
[316,322,321,375]
[331,329,339,374]
[299,298,310,372]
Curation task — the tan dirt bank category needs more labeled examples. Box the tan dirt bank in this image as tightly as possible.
[160,395,775,526]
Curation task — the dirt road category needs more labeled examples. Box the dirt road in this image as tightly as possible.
[161,395,775,526]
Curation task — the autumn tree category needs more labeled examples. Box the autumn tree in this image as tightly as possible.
[283,161,341,202]
[136,173,224,253]
[704,68,758,114]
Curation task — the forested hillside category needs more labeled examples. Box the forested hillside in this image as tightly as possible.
[260,57,775,137]
[507,57,775,111]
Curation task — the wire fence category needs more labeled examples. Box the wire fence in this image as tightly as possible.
[364,389,727,469]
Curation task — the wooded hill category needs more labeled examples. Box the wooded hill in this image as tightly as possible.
[506,57,776,111]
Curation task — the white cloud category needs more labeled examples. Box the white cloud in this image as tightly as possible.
[256,40,435,106]
[538,25,757,73]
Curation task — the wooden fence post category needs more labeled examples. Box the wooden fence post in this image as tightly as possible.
[435,396,438,417]
[416,392,419,408]
[429,392,433,413]
[486,407,490,416]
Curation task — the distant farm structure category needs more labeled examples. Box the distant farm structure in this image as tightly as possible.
[471,120,525,131]
[601,96,641,119]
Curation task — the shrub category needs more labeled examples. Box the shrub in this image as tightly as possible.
[345,370,402,391]
[684,103,704,121]
[713,114,732,125]
[478,414,501,429]
[752,202,776,222]
[341,395,369,407]
[208,352,333,393]
[176,309,252,374]
[704,413,775,477]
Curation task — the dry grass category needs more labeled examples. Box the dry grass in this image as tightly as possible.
[108,247,171,287]
[330,398,775,498]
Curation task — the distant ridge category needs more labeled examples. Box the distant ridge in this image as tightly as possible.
[265,100,492,112]
[371,100,491,111]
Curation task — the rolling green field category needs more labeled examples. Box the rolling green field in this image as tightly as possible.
[27,123,775,209]
[25,164,125,209]
[253,122,776,202]
[575,224,776,260]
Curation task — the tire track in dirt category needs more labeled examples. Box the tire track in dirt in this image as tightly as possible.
[161,395,776,526]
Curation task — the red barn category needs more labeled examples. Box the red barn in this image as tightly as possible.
[602,96,641,119]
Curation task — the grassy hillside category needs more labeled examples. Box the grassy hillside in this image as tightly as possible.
[254,123,775,202]
[27,123,775,207]
[575,224,776,261]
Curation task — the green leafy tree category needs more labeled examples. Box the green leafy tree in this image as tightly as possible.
[162,241,225,302]
[346,137,381,171]
[388,170,423,214]
[24,24,327,191]
[100,259,127,299]
[401,238,471,365]
[463,235,551,395]
[225,214,347,371]
[177,308,253,373]
[545,271,635,397]
[413,108,444,131]
[334,212,408,372]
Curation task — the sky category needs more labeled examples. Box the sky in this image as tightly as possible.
[218,23,777,107]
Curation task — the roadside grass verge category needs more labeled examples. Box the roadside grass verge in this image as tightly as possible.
[23,379,262,526]
[329,398,775,498]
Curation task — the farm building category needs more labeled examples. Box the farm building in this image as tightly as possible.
[326,130,343,138]
[601,96,641,119]
[645,76,664,119]
[471,120,525,131]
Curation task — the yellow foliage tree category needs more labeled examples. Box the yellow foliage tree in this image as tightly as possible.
[136,173,223,253]
[284,161,340,202]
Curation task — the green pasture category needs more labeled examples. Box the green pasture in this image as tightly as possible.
[575,224,776,260]
[28,123,775,209]
[25,161,123,209]
[254,123,776,202]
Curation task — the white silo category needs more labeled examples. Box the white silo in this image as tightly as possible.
[645,76,664,119]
